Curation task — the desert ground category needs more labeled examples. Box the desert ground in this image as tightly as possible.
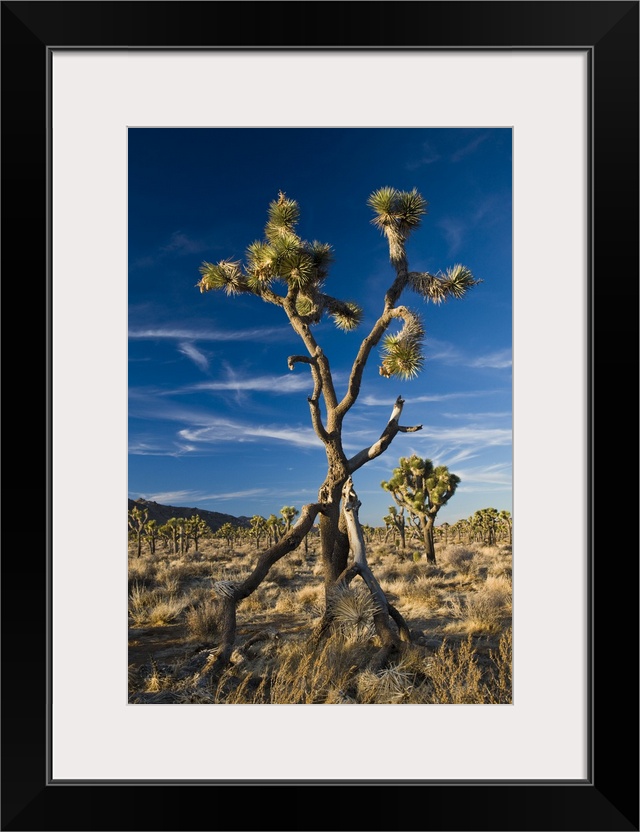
[128,529,512,704]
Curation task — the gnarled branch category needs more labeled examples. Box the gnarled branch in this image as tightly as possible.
[342,478,410,658]
[337,306,421,420]
[198,502,327,681]
[347,395,422,474]
[287,348,329,442]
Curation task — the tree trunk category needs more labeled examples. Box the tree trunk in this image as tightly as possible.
[341,479,410,667]
[318,477,350,589]
[423,515,436,564]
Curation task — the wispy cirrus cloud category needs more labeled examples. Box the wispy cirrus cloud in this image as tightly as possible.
[406,140,441,170]
[426,339,512,370]
[360,389,505,407]
[131,231,219,270]
[179,420,322,449]
[450,133,490,162]
[129,396,324,454]
[130,395,324,451]
[137,487,268,504]
[417,425,512,448]
[128,325,287,342]
[186,373,319,395]
[468,350,512,370]
[128,439,197,457]
[178,341,209,372]
[437,218,465,256]
[450,461,512,490]
[160,231,210,256]
[437,192,509,256]
[441,411,511,420]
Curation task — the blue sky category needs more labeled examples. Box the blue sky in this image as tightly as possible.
[128,128,512,527]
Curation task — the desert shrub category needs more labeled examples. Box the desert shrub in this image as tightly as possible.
[240,585,270,613]
[185,598,219,639]
[295,585,322,609]
[356,661,418,703]
[424,636,486,703]
[446,577,511,634]
[128,558,156,583]
[442,545,476,575]
[155,567,181,594]
[143,659,173,693]
[146,595,187,626]
[485,627,512,703]
[264,634,370,704]
[128,582,164,626]
[267,562,297,587]
[403,575,442,609]
[273,589,300,615]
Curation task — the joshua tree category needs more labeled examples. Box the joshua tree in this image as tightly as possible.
[163,517,180,555]
[265,513,284,546]
[280,506,299,534]
[187,515,210,551]
[382,505,406,551]
[143,519,159,556]
[381,455,460,563]
[216,522,237,550]
[498,509,513,544]
[249,515,268,551]
[196,187,478,671]
[472,507,500,545]
[451,517,471,544]
[128,505,148,558]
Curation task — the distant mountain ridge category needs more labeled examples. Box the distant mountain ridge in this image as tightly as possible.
[128,498,251,532]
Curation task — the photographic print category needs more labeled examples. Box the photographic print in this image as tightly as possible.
[127,126,513,705]
[2,0,631,822]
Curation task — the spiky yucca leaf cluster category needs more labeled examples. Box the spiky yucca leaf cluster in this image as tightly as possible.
[198,260,244,295]
[197,192,363,332]
[357,663,417,703]
[264,192,300,239]
[409,264,480,304]
[426,466,461,504]
[368,187,428,264]
[328,585,378,639]
[379,311,425,379]
[326,300,364,332]
[368,187,428,239]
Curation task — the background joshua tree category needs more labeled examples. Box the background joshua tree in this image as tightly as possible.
[266,513,284,545]
[162,517,180,555]
[280,506,299,534]
[383,505,406,551]
[216,522,238,551]
[472,507,500,545]
[143,519,159,556]
[498,509,513,544]
[196,188,479,670]
[381,454,460,564]
[128,505,148,559]
[249,515,268,551]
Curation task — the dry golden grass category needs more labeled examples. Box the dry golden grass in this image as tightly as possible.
[128,536,512,704]
[184,598,219,640]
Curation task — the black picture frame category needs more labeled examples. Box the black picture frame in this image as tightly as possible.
[2,2,638,830]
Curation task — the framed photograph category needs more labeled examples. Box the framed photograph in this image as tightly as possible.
[3,1,638,830]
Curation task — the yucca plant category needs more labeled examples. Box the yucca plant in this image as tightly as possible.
[381,455,460,564]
